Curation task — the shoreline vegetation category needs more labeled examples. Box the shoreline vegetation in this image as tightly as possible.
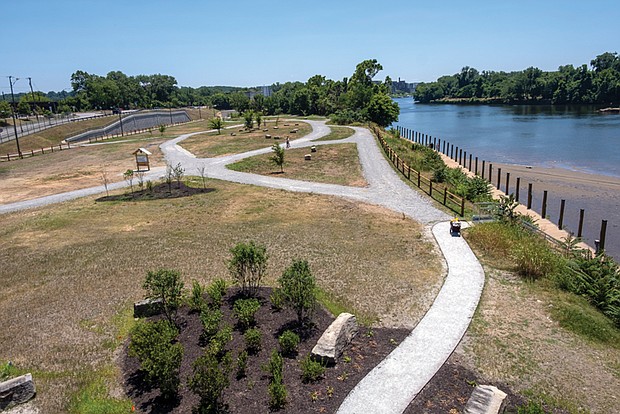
[413,52,620,106]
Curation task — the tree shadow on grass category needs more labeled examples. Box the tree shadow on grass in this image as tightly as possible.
[96,182,214,202]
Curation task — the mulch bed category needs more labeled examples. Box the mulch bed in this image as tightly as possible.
[97,181,214,202]
[122,287,409,413]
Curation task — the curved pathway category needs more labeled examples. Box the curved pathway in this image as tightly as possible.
[0,120,485,413]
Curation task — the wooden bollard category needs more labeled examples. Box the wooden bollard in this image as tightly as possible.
[481,160,485,180]
[497,168,502,189]
[489,163,493,183]
[469,154,472,171]
[527,183,533,209]
[578,209,585,238]
[516,177,521,201]
[505,172,510,195]
[475,157,478,175]
[558,199,566,229]
[599,220,608,253]
[542,190,548,219]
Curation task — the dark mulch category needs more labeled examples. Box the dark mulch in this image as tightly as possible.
[97,181,214,202]
[122,287,409,414]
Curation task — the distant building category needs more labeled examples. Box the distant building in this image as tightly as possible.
[261,85,272,97]
[391,78,417,94]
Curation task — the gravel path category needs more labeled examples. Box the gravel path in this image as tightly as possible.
[0,120,484,414]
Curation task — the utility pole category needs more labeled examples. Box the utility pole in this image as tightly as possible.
[27,77,40,123]
[8,76,22,157]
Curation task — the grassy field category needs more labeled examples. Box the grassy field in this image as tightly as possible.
[461,223,620,413]
[312,126,356,142]
[0,177,442,413]
[227,143,367,187]
[179,120,311,157]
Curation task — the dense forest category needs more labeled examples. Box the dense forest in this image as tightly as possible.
[1,60,399,127]
[413,52,620,105]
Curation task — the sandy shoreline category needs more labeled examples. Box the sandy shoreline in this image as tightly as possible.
[440,155,620,260]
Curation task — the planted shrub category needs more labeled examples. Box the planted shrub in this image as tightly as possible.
[270,288,285,311]
[129,320,183,398]
[244,327,262,354]
[300,354,325,383]
[189,280,206,312]
[209,325,233,358]
[207,278,227,308]
[233,298,261,329]
[268,379,287,410]
[143,268,184,324]
[278,259,317,325]
[189,349,232,413]
[200,307,223,339]
[236,350,248,379]
[278,330,300,357]
[265,350,283,381]
[228,241,268,296]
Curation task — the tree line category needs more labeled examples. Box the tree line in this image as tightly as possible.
[414,52,620,105]
[2,59,399,127]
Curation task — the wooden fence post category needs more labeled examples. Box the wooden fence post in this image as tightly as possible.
[599,220,608,253]
[450,144,454,159]
[578,209,585,238]
[469,154,472,171]
[489,163,493,183]
[497,167,502,189]
[527,183,533,209]
[417,170,421,187]
[407,166,411,180]
[443,187,447,205]
[542,190,548,219]
[504,172,510,195]
[429,181,433,197]
[515,177,520,201]
[481,160,485,180]
[558,199,566,229]
[460,197,465,216]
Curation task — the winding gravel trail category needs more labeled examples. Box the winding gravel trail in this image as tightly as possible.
[1,120,484,414]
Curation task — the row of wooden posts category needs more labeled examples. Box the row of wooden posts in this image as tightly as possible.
[395,125,608,253]
[372,125,466,216]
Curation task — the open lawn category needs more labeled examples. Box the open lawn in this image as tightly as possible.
[179,120,312,157]
[0,178,442,413]
[228,143,367,187]
[312,126,356,142]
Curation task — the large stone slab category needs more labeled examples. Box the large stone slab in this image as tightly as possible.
[133,298,163,318]
[0,373,36,411]
[311,312,358,365]
[464,384,507,414]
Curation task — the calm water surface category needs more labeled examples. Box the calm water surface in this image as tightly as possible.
[393,98,620,177]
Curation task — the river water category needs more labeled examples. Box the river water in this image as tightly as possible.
[392,97,620,260]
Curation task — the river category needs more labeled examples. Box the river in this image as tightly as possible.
[392,97,620,261]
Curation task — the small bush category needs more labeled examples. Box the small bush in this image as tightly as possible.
[128,320,182,398]
[200,308,223,339]
[270,288,285,311]
[513,237,559,280]
[299,354,325,383]
[207,278,227,308]
[189,350,232,413]
[268,379,287,409]
[278,259,317,325]
[264,350,284,381]
[209,325,233,358]
[236,350,248,379]
[278,330,300,357]
[228,241,268,297]
[517,399,546,414]
[244,327,262,354]
[233,298,261,329]
[143,268,184,324]
[189,280,205,312]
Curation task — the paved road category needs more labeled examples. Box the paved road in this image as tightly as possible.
[0,120,484,414]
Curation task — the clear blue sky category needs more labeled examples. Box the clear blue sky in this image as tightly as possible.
[3,0,620,94]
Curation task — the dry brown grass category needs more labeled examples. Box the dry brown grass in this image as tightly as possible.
[0,120,224,205]
[0,177,442,413]
[179,120,312,157]
[228,143,368,187]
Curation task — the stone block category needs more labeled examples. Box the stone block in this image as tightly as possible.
[265,134,271,139]
[464,385,507,414]
[0,373,36,410]
[133,298,163,318]
[311,313,358,365]
[311,146,317,152]
[304,154,312,161]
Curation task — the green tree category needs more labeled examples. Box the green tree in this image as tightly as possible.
[0,101,11,123]
[278,259,317,325]
[17,100,31,117]
[228,241,268,297]
[143,269,185,324]
[243,111,254,130]
[271,143,285,173]
[189,349,232,413]
[209,117,223,134]
[367,93,400,127]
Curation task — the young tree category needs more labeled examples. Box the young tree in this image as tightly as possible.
[165,164,174,193]
[143,269,185,324]
[173,163,185,189]
[0,101,11,123]
[209,117,223,134]
[228,241,268,297]
[100,166,110,196]
[123,169,134,193]
[255,112,262,129]
[159,124,166,135]
[243,111,254,130]
[271,143,285,173]
[366,93,400,127]
[197,165,208,189]
[17,101,31,118]
[278,259,317,325]
[189,349,232,413]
